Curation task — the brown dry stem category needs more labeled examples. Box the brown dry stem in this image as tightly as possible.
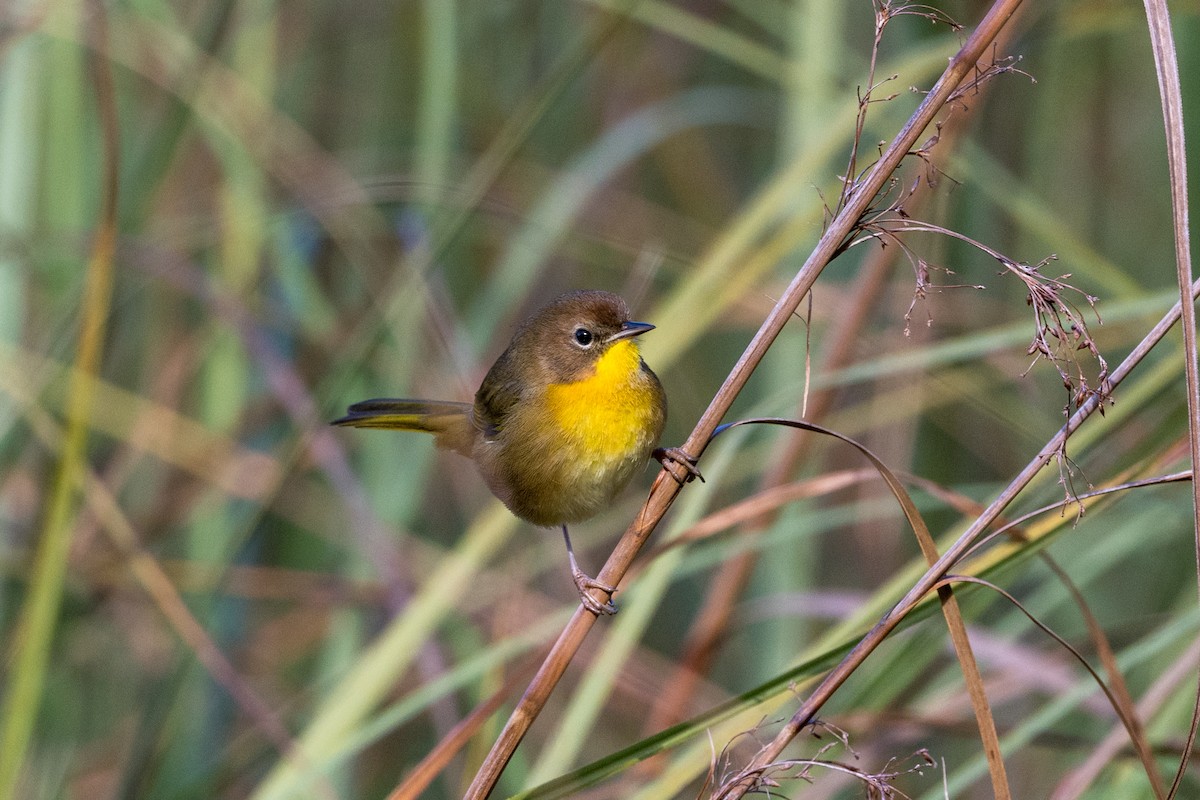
[464,1,1029,796]
[1141,1,1200,797]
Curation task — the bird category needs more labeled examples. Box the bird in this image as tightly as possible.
[333,290,696,614]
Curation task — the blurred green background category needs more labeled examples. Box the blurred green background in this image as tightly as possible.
[2,0,1200,798]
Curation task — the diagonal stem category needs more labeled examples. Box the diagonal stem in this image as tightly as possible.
[463,0,1027,796]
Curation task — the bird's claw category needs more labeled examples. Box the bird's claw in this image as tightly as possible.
[573,570,618,616]
[654,446,704,484]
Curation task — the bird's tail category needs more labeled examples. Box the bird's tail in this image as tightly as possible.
[332,399,476,456]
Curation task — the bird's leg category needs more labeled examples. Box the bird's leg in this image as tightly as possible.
[562,525,617,615]
[653,446,704,483]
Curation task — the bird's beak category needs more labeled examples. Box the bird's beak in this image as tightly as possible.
[607,320,655,343]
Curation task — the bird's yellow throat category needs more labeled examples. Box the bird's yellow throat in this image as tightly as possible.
[544,340,655,458]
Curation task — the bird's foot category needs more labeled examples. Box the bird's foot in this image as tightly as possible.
[572,569,618,616]
[653,446,704,483]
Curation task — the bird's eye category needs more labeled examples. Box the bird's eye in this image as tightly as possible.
[573,327,594,347]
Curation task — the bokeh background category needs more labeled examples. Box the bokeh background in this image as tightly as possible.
[3,1,1200,798]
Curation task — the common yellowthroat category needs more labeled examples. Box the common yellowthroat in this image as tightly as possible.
[334,290,694,614]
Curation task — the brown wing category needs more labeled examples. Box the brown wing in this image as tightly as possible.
[472,347,523,439]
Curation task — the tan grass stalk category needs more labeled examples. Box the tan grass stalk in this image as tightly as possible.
[1140,1,1200,796]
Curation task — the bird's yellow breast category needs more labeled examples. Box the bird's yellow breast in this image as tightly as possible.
[543,340,658,462]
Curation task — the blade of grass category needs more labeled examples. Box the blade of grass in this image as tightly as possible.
[0,23,36,347]
[0,339,283,500]
[579,0,788,81]
[1140,2,1200,796]
[1042,557,1167,798]
[713,417,1011,799]
[249,502,518,800]
[477,85,771,342]
[6,380,341,800]
[1052,636,1200,799]
[387,654,546,800]
[414,0,457,212]
[0,5,118,796]
[927,606,1200,799]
